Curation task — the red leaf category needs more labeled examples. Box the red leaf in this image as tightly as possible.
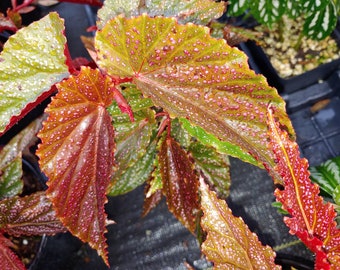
[158,136,200,234]
[0,234,26,270]
[0,192,66,237]
[37,67,115,266]
[267,107,340,267]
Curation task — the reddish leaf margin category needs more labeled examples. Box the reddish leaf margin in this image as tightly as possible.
[37,67,115,266]
[267,107,340,268]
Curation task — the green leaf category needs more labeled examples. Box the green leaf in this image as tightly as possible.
[310,156,340,199]
[250,0,285,26]
[227,0,249,17]
[97,0,140,29]
[0,157,22,200]
[302,0,330,12]
[0,118,42,199]
[0,12,69,134]
[145,0,226,25]
[189,141,230,199]
[37,67,115,266]
[303,1,338,40]
[180,118,261,167]
[0,191,65,237]
[95,15,293,182]
[200,178,280,269]
[286,0,304,18]
[107,84,158,196]
[107,139,157,196]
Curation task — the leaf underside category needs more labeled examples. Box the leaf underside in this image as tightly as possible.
[200,178,280,269]
[95,14,293,182]
[0,12,69,135]
[267,108,340,268]
[37,67,115,266]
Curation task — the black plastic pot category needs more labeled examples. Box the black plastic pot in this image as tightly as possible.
[239,32,340,94]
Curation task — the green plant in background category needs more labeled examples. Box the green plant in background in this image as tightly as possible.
[227,0,339,40]
[1,0,340,269]
[310,156,340,212]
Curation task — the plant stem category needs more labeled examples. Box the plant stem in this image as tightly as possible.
[273,239,302,251]
[293,32,304,51]
[277,18,285,43]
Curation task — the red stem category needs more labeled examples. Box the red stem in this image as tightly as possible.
[13,0,34,12]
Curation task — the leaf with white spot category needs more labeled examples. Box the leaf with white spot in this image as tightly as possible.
[190,142,231,199]
[302,0,330,12]
[0,118,42,200]
[0,191,66,236]
[159,136,200,234]
[37,67,115,266]
[226,0,249,17]
[97,0,225,29]
[303,0,338,40]
[250,0,285,26]
[267,107,340,268]
[145,0,226,25]
[107,84,158,196]
[95,15,293,181]
[0,12,69,135]
[200,178,280,269]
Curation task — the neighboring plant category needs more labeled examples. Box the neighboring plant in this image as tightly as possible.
[0,0,340,269]
[310,156,340,213]
[227,0,339,40]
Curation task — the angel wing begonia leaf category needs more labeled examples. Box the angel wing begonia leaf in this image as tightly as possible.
[97,0,225,29]
[107,84,157,196]
[200,178,280,269]
[0,191,66,236]
[95,15,293,181]
[190,142,230,199]
[145,0,226,25]
[0,12,69,135]
[36,67,115,266]
[267,107,340,268]
[0,118,42,199]
[158,136,200,234]
[0,234,26,270]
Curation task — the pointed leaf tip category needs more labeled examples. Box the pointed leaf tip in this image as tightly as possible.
[200,178,279,269]
[267,107,340,267]
[37,67,115,265]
